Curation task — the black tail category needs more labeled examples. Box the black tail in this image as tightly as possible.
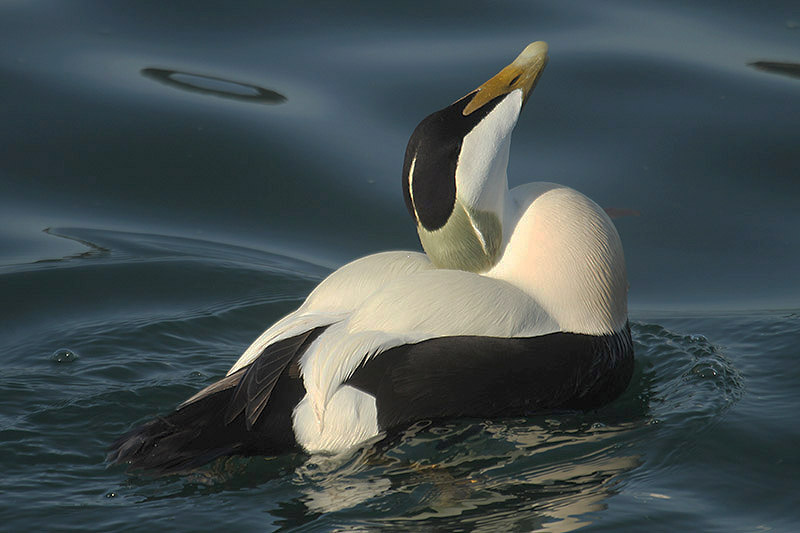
[107,329,325,475]
[107,376,250,474]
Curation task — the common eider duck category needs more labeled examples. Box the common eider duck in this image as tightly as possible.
[108,41,633,474]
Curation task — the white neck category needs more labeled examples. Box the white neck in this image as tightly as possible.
[487,182,628,336]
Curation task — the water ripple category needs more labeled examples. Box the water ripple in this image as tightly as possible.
[141,68,287,104]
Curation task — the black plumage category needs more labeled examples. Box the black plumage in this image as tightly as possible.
[108,324,632,475]
[346,325,634,430]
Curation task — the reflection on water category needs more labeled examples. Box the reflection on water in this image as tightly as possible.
[291,417,642,532]
[141,68,287,104]
[35,227,111,264]
[748,61,800,80]
[276,319,744,531]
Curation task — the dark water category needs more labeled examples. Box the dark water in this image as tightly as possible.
[1,1,798,531]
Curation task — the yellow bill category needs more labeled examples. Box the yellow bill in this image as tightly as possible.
[463,41,549,116]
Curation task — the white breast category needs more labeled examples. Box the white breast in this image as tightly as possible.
[488,183,628,336]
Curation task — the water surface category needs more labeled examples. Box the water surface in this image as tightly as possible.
[1,1,798,531]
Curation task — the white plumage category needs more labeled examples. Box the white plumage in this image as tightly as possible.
[229,184,625,453]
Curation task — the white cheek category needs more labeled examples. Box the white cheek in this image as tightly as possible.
[455,90,522,211]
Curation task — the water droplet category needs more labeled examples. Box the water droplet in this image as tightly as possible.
[51,349,79,363]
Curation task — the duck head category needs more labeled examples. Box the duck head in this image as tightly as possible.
[402,41,548,272]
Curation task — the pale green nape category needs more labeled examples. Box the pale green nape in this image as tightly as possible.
[417,199,502,273]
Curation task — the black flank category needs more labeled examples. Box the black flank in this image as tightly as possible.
[346,324,634,430]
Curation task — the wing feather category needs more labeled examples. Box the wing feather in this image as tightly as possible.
[225,327,325,428]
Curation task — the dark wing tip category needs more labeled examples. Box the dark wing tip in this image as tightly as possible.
[107,327,328,475]
[106,415,234,475]
[225,328,323,429]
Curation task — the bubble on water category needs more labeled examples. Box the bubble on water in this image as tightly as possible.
[691,363,720,379]
[51,349,79,363]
